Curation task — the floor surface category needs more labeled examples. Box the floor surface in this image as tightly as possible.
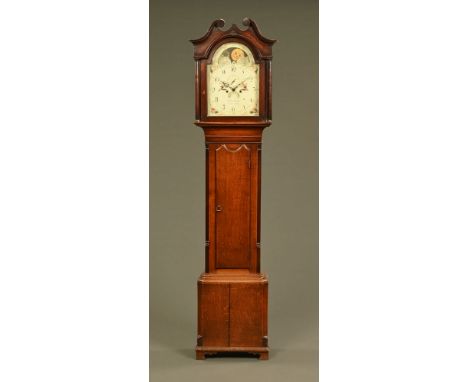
[150,316,318,382]
[150,346,317,382]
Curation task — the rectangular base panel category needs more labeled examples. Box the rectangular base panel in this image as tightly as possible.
[196,346,269,360]
[197,272,268,360]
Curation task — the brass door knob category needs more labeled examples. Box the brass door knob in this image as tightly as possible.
[216,205,222,212]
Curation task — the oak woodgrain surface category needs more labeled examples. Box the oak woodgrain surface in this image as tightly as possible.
[192,18,275,360]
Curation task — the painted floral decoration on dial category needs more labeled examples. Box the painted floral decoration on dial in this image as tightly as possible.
[207,42,260,116]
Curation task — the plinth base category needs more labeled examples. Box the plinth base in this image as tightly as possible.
[196,271,269,360]
[196,346,269,360]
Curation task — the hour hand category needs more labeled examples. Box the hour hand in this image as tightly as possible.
[227,80,238,91]
[219,81,231,92]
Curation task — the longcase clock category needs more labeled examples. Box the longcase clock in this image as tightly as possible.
[191,18,275,360]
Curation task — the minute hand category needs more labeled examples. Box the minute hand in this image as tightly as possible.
[231,78,251,91]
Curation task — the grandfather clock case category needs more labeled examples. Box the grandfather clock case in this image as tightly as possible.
[191,18,275,360]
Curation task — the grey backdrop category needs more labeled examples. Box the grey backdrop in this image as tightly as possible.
[150,1,318,381]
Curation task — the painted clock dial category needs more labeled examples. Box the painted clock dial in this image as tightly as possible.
[207,42,259,116]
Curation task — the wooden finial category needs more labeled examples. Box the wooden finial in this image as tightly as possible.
[242,17,252,27]
[213,19,225,28]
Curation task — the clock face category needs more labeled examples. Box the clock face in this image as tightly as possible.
[207,42,259,117]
